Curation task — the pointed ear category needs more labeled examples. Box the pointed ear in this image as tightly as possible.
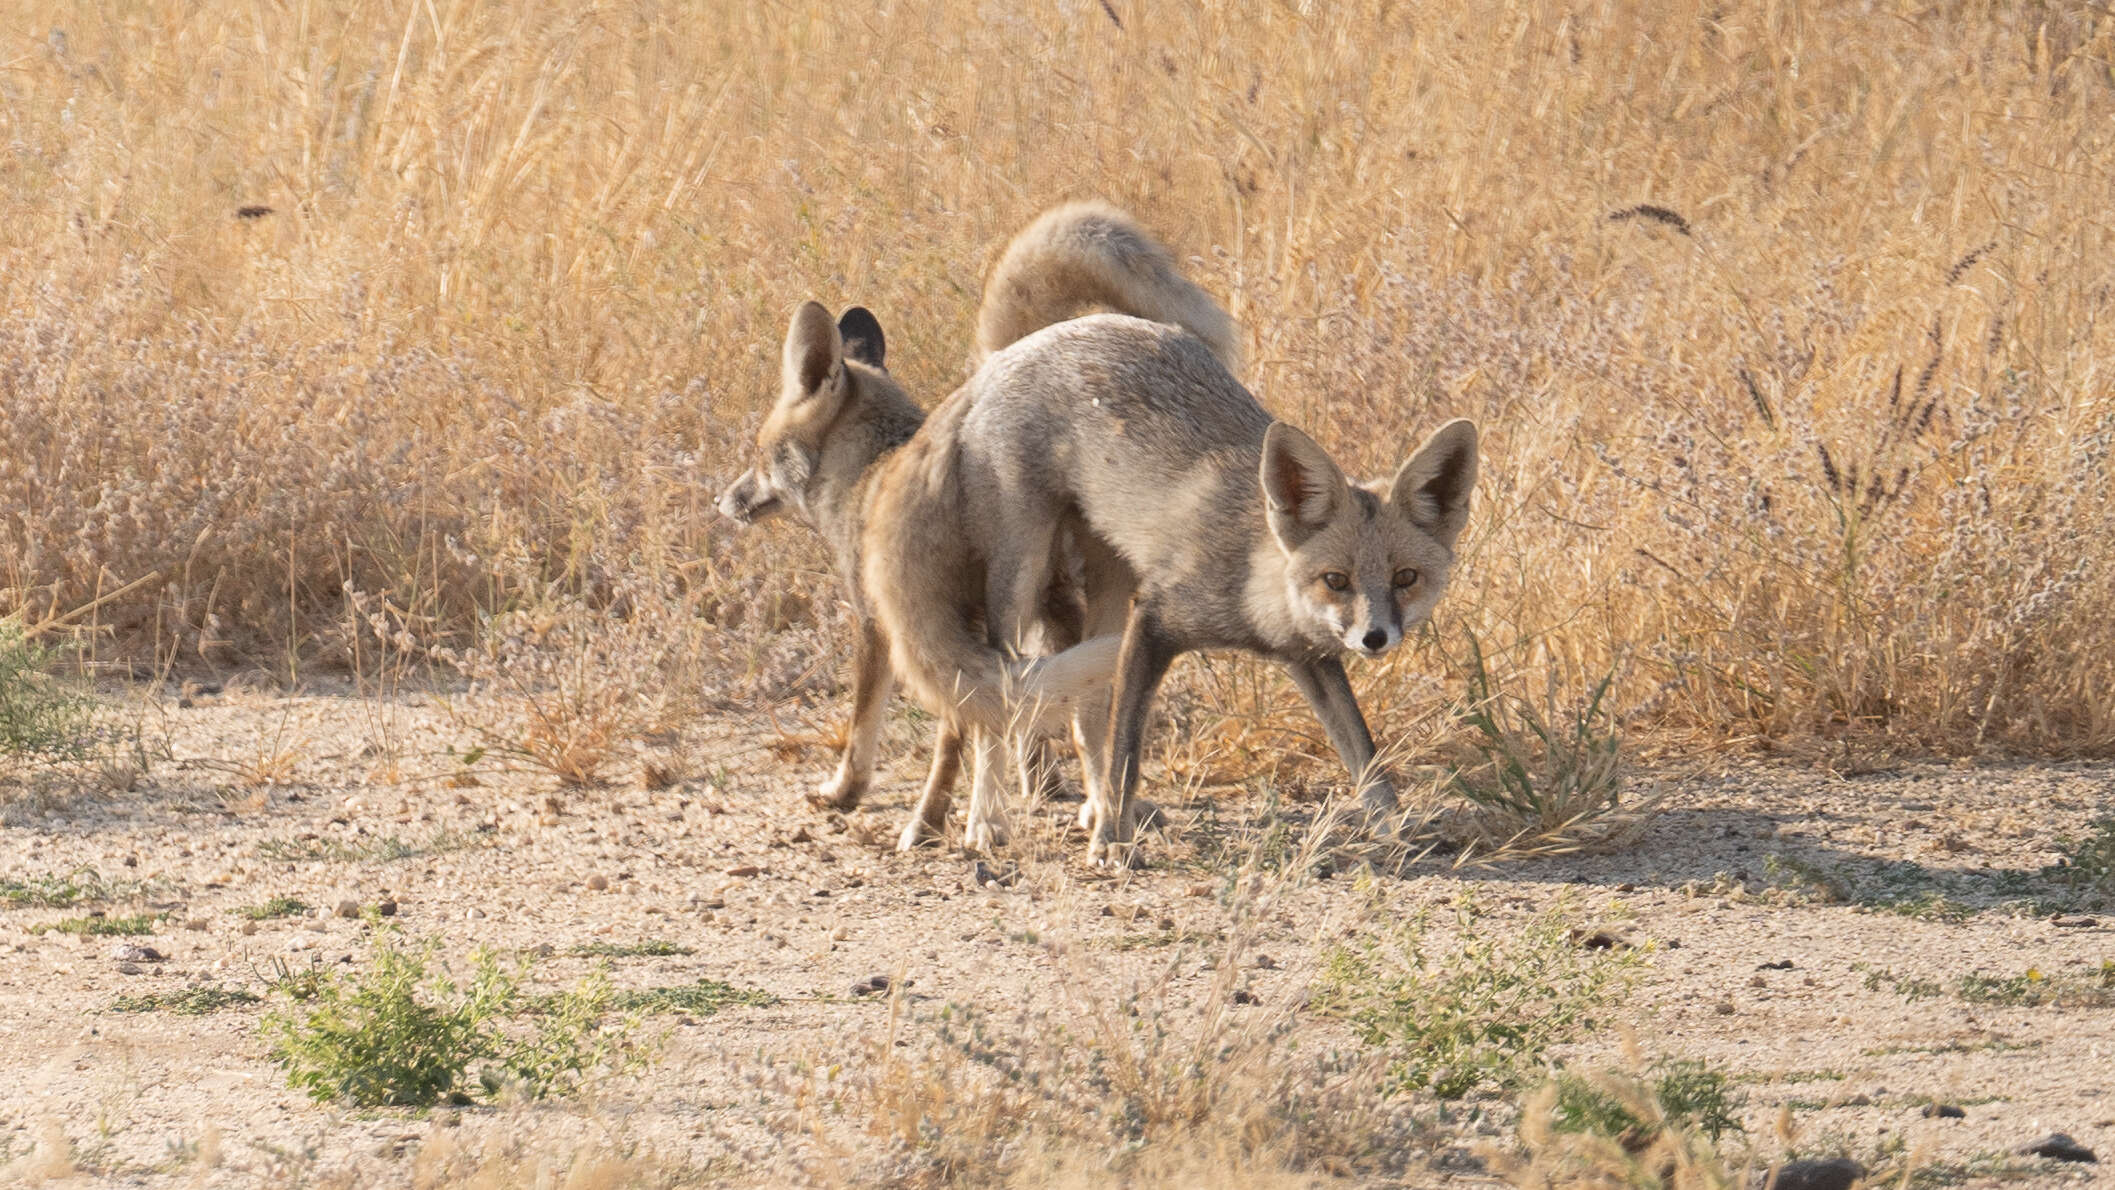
[1260,422,1349,532]
[836,307,886,371]
[782,301,844,399]
[1389,418,1478,548]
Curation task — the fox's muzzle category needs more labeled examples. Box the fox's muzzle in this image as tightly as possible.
[717,469,785,525]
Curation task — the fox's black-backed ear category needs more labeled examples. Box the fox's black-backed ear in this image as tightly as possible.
[1390,419,1478,548]
[782,301,844,399]
[837,307,886,371]
[1260,422,1348,532]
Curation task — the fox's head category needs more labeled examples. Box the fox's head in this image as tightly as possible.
[1259,419,1478,659]
[718,301,895,527]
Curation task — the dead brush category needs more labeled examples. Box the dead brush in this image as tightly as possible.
[798,842,1421,1187]
[436,581,712,789]
[1434,633,1657,859]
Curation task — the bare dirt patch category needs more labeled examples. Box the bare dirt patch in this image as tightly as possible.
[2,686,2110,1186]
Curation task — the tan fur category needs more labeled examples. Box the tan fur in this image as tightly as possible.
[718,203,1235,850]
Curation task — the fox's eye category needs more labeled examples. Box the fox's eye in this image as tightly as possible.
[1392,568,1419,589]
[1321,572,1351,592]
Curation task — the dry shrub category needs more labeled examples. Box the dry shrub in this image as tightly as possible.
[0,0,2108,760]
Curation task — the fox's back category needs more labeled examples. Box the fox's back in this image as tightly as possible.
[959,314,1273,601]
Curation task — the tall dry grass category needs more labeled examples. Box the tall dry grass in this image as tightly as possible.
[1,0,2110,757]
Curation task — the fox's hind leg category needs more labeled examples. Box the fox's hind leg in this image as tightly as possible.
[1094,602,1182,867]
[897,718,965,851]
[815,617,893,810]
[962,727,1012,852]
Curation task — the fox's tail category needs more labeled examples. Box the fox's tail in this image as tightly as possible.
[975,200,1241,373]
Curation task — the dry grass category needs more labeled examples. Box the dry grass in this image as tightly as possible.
[1,0,2110,775]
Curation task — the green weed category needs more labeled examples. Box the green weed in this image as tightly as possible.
[1312,897,1644,1099]
[31,912,160,936]
[0,616,93,762]
[235,895,311,920]
[566,940,695,958]
[111,986,262,1014]
[263,928,649,1107]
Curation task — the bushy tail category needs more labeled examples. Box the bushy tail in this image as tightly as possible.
[975,200,1241,373]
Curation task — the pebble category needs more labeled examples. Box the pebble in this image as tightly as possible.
[851,974,891,996]
[586,875,609,891]
[335,900,361,919]
[377,899,397,917]
[726,865,760,878]
[1921,1104,1965,1119]
[1768,1157,1865,1190]
[972,860,1017,888]
[2018,1133,2097,1163]
[109,943,165,963]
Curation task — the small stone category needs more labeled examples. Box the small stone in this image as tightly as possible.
[2017,1133,2097,1163]
[972,861,1017,888]
[109,943,165,963]
[1713,998,1736,1015]
[464,907,485,920]
[1769,1157,1865,1190]
[1255,954,1277,970]
[184,919,209,932]
[377,899,397,917]
[831,926,849,941]
[335,900,361,919]
[240,921,258,936]
[813,887,832,898]
[117,962,142,975]
[1758,959,1795,970]
[1921,1104,1965,1119]
[726,865,760,878]
[789,826,813,844]
[851,973,891,997]
[2052,916,2099,928]
[586,875,609,891]
[1232,989,1260,1005]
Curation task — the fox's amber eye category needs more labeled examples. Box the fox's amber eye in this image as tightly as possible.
[1321,572,1351,592]
[1392,568,1419,589]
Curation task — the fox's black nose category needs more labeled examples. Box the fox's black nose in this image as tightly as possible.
[1361,629,1388,652]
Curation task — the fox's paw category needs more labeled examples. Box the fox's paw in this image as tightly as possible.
[964,815,1011,853]
[810,771,867,812]
[896,818,942,853]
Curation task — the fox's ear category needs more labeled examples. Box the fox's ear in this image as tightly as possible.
[782,301,845,400]
[837,307,886,371]
[1260,422,1348,533]
[1389,419,1478,548]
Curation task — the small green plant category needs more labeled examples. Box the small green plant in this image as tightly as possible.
[111,986,262,1014]
[30,912,161,936]
[1312,897,1644,1099]
[1442,633,1641,851]
[254,829,479,864]
[609,979,777,1016]
[0,616,93,762]
[264,928,647,1107]
[236,895,311,920]
[0,869,118,908]
[2046,813,2115,901]
[566,940,695,958]
[1553,1057,1745,1146]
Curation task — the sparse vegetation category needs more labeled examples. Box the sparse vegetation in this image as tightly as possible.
[30,913,160,937]
[2047,813,2115,902]
[111,986,261,1015]
[0,869,122,909]
[1862,961,2115,1008]
[254,829,480,864]
[264,929,648,1107]
[235,896,311,920]
[566,940,695,959]
[1313,897,1645,1100]
[1553,1057,1746,1146]
[607,979,776,1017]
[0,618,92,763]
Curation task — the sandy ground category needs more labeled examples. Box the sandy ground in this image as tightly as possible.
[1,682,2111,1187]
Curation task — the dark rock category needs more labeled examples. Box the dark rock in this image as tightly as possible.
[1766,1156,1865,1190]
[377,899,397,917]
[972,860,1017,888]
[1759,959,1795,970]
[1232,989,1260,1005]
[851,974,892,997]
[335,900,361,919]
[2018,1133,2097,1163]
[1921,1104,1965,1119]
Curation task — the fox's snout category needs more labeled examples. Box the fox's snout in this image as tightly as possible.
[1350,622,1401,658]
[717,469,784,525]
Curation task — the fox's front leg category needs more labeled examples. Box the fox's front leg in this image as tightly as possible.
[898,718,964,851]
[1283,655,1398,819]
[814,617,893,810]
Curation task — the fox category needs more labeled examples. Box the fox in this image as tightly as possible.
[916,315,1479,865]
[717,202,1238,851]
